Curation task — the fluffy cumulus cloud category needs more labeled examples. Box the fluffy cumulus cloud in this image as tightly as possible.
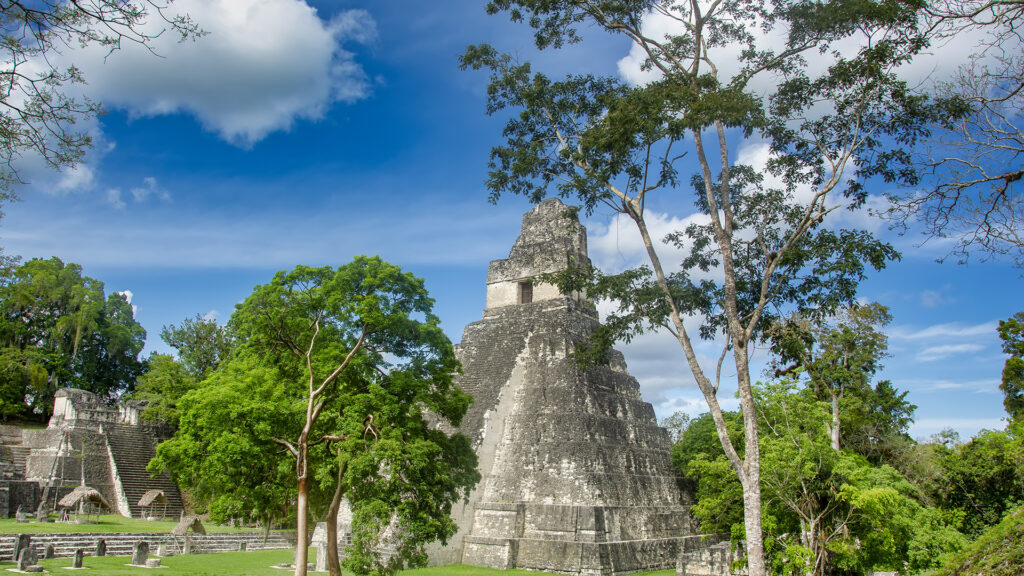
[615,4,993,92]
[585,210,710,274]
[58,0,377,146]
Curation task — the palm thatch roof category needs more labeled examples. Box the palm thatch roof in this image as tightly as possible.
[172,515,206,536]
[58,486,112,510]
[138,489,167,507]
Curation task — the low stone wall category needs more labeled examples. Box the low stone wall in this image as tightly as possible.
[676,535,746,576]
[0,531,295,560]
[0,481,40,519]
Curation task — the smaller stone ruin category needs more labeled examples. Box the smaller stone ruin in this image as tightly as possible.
[0,388,185,519]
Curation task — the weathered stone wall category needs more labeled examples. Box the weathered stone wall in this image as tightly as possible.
[22,428,119,512]
[0,481,40,518]
[0,389,184,519]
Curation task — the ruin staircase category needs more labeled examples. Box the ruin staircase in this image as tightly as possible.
[0,425,28,480]
[102,424,185,519]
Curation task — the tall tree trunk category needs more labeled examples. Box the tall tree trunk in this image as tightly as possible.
[830,392,841,451]
[294,470,309,576]
[326,459,348,576]
[735,344,766,576]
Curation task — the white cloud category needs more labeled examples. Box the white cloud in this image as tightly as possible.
[131,177,171,203]
[901,377,1001,394]
[890,321,998,341]
[585,210,710,275]
[57,0,377,146]
[1,198,524,269]
[57,165,95,193]
[920,290,943,308]
[916,343,985,362]
[615,5,993,93]
[919,287,955,309]
[106,189,126,210]
[202,310,220,322]
[117,290,138,315]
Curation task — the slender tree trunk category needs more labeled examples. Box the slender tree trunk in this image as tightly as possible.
[830,392,841,451]
[626,197,766,576]
[294,442,310,576]
[326,459,348,576]
[735,343,766,576]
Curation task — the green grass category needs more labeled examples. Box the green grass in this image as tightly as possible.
[0,515,267,534]
[0,549,677,576]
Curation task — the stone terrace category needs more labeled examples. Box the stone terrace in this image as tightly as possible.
[0,531,294,560]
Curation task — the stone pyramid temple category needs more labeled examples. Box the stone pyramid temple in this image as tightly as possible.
[432,199,697,574]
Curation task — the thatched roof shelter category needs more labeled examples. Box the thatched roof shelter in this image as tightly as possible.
[138,489,167,508]
[172,515,206,536]
[58,486,112,511]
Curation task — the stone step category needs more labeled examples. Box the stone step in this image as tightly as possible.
[102,425,185,519]
[0,531,295,560]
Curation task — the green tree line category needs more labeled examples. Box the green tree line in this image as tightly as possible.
[0,256,146,419]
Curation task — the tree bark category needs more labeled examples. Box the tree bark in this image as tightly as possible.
[294,476,309,576]
[830,392,841,451]
[734,342,767,576]
[326,459,348,576]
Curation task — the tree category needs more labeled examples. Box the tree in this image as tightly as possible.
[998,311,1024,421]
[679,380,964,575]
[222,256,476,576]
[929,426,1024,536]
[0,256,146,416]
[151,353,302,532]
[463,1,926,572]
[160,313,234,380]
[660,409,690,443]
[76,291,147,395]
[886,1,1024,267]
[0,1,200,195]
[133,353,194,427]
[770,303,908,453]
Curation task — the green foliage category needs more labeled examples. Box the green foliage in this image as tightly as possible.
[133,354,195,427]
[672,411,745,475]
[155,257,479,576]
[928,504,1024,576]
[928,426,1024,536]
[660,410,690,443]
[769,303,916,464]
[150,354,297,526]
[161,314,235,381]
[998,312,1024,421]
[0,257,146,418]
[677,380,966,575]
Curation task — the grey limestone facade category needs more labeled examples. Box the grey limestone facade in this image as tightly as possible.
[433,199,697,575]
[0,389,184,519]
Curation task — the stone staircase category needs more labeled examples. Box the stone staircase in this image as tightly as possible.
[102,424,184,519]
[0,531,295,560]
[0,426,28,480]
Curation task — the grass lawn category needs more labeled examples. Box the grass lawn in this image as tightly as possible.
[0,549,677,576]
[0,515,267,534]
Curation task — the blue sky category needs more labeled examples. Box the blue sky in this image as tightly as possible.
[2,0,1019,440]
